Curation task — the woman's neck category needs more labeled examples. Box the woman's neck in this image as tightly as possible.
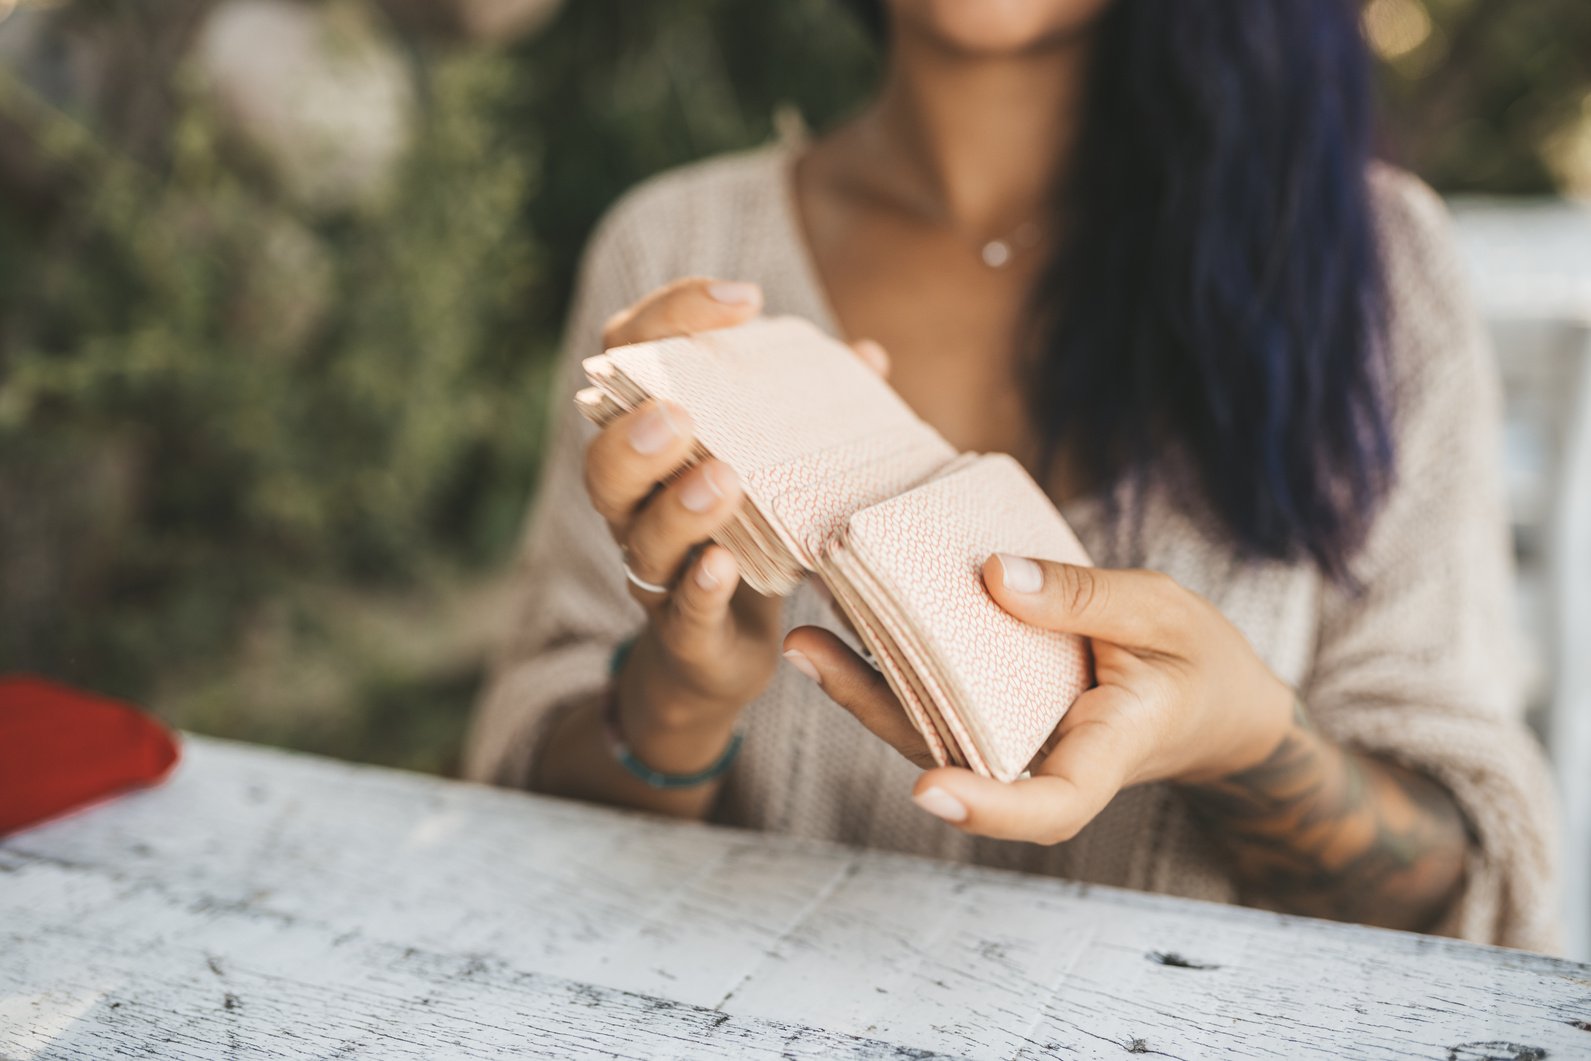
[855,26,1093,238]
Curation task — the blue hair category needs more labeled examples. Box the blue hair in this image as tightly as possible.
[857,0,1394,579]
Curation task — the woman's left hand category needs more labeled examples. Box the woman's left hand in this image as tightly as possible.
[782,554,1297,842]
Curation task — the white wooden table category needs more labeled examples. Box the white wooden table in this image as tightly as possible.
[3,737,1588,1060]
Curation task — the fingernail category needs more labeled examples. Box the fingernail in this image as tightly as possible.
[679,465,728,513]
[694,559,721,591]
[995,553,1043,594]
[853,338,888,374]
[914,786,968,823]
[628,405,680,455]
[708,281,760,306]
[782,650,821,685]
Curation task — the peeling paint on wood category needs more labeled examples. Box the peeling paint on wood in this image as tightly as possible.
[2,737,1588,1060]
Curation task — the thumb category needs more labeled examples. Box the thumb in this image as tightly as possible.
[982,554,1177,650]
[601,277,763,349]
[909,713,1132,844]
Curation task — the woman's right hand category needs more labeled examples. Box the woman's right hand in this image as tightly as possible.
[581,278,786,769]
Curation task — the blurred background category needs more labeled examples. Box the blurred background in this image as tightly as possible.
[2,0,1589,947]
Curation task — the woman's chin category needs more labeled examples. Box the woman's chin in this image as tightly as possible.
[890,0,1113,56]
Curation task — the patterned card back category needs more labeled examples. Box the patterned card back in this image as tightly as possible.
[580,317,1094,781]
[591,317,952,566]
[839,455,1094,781]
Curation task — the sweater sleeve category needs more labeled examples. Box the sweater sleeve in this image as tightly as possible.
[460,197,661,787]
[1301,168,1561,952]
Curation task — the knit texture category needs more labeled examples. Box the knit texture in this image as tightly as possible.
[463,141,1561,953]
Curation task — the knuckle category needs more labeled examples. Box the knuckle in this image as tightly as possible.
[581,433,605,475]
[623,542,670,588]
[584,424,627,478]
[673,581,712,623]
[624,536,665,583]
[600,306,636,350]
[1141,569,1183,601]
[1138,569,1193,638]
[650,278,704,331]
[603,280,696,347]
[581,435,608,477]
[622,513,662,566]
[626,521,694,589]
[581,459,620,520]
[1058,565,1104,617]
[1145,569,1192,616]
[654,301,695,338]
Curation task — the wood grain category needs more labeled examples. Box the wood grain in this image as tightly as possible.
[2,737,1588,1059]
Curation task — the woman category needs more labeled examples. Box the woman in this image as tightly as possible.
[465,0,1560,950]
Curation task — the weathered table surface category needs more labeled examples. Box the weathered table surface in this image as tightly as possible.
[3,737,1588,1060]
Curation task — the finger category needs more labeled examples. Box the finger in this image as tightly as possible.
[982,554,1185,650]
[623,460,743,591]
[584,400,694,529]
[782,626,936,768]
[656,546,740,663]
[602,277,763,349]
[850,338,891,377]
[910,716,1133,843]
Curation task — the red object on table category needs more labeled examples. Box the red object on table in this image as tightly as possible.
[0,675,180,836]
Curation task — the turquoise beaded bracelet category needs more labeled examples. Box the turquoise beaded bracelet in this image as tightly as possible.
[602,636,744,789]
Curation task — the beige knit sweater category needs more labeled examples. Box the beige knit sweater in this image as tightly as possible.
[463,140,1561,953]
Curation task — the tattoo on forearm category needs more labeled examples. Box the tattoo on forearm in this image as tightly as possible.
[1183,695,1473,932]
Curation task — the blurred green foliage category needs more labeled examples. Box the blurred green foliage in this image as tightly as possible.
[0,0,1586,774]
[1372,0,1591,195]
[0,0,877,772]
[496,0,876,328]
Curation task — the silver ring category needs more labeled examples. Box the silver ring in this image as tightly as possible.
[623,559,670,596]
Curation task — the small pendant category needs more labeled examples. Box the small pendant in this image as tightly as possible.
[981,239,1013,268]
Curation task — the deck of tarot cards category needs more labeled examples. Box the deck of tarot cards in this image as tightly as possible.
[577,317,1093,781]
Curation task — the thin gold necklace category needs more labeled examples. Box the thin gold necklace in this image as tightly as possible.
[977,218,1046,268]
[839,109,1053,270]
